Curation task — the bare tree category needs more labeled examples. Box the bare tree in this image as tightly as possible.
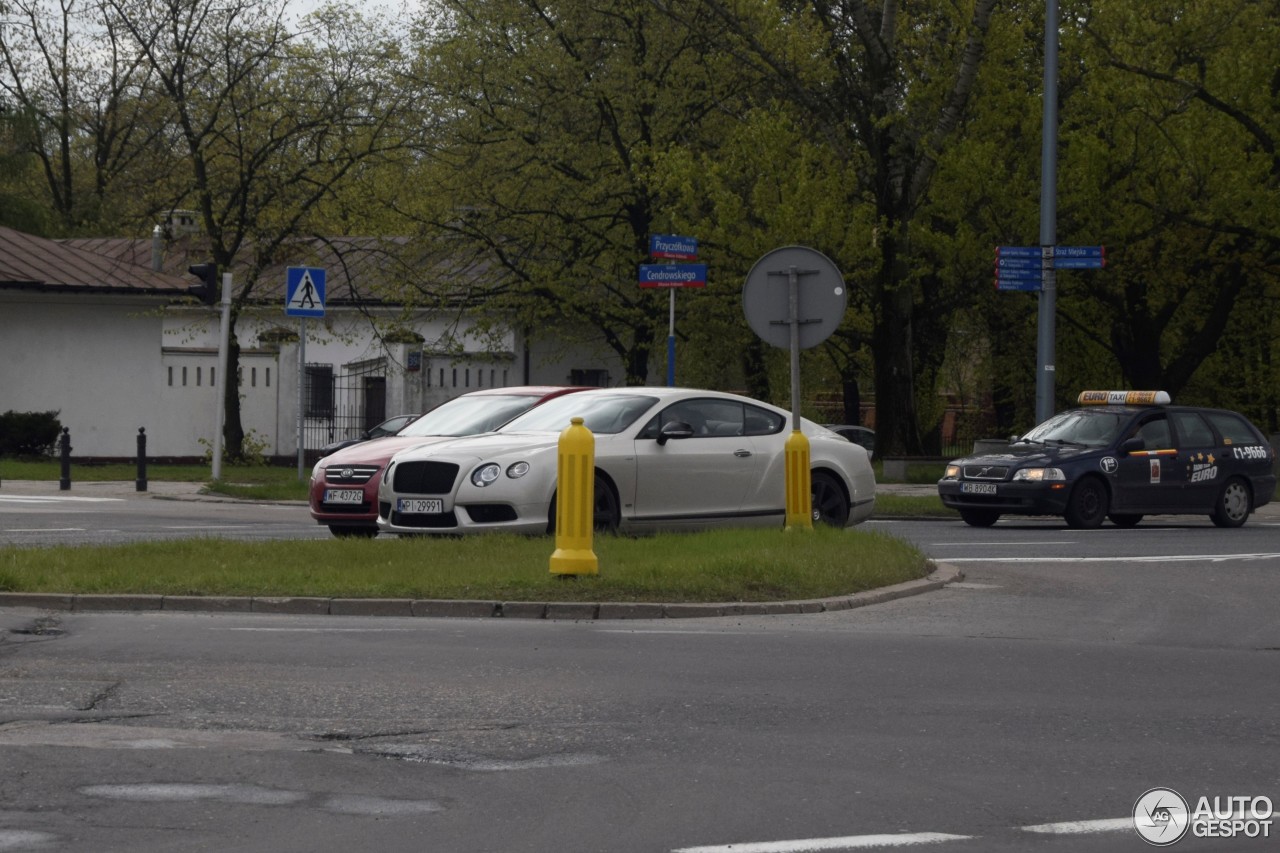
[0,0,169,233]
[101,0,418,459]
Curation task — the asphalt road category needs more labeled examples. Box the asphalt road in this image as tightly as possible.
[1,483,1278,851]
[0,480,328,546]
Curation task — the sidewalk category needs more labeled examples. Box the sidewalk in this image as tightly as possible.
[0,479,289,502]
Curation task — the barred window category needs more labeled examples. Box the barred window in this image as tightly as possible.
[306,364,335,417]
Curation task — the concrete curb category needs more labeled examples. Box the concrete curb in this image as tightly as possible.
[0,564,963,620]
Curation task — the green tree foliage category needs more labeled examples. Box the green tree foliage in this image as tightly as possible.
[1058,0,1280,425]
[0,105,54,233]
[669,0,1002,454]
[402,0,753,385]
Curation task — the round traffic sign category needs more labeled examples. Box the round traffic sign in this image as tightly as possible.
[742,246,846,349]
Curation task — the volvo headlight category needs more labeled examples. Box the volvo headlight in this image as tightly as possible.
[506,462,530,479]
[944,464,960,479]
[1013,467,1065,481]
[471,463,502,487]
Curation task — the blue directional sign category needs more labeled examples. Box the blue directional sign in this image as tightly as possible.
[996,266,1044,279]
[997,246,1044,258]
[1055,245,1104,258]
[994,245,1105,290]
[996,274,1043,292]
[1054,246,1106,269]
[995,246,1042,291]
[285,267,326,318]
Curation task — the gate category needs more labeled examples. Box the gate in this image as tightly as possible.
[303,358,388,451]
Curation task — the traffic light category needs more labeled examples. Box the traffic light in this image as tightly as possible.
[187,262,219,305]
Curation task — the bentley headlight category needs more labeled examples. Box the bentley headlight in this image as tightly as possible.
[1013,467,1065,481]
[506,461,530,479]
[471,463,502,487]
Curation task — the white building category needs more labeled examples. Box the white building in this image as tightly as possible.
[0,225,627,459]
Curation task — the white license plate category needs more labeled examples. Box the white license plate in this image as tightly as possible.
[962,482,998,495]
[324,489,364,504]
[397,498,444,514]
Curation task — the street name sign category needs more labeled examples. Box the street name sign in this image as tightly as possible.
[649,234,698,260]
[639,263,707,288]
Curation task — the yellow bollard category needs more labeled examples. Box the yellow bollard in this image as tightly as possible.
[550,417,599,576]
[784,429,813,531]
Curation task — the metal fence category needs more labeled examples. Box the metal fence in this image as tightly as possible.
[303,359,387,451]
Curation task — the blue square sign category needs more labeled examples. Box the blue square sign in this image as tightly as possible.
[285,267,326,318]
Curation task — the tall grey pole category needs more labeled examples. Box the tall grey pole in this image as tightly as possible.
[212,272,232,481]
[1035,0,1060,424]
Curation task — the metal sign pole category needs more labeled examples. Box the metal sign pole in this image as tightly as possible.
[667,289,676,386]
[1035,0,1060,424]
[297,317,306,479]
[787,267,802,431]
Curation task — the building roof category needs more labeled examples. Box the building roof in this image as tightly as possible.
[2,226,496,307]
[0,226,191,295]
[59,234,424,305]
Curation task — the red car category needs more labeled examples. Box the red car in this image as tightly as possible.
[309,386,589,537]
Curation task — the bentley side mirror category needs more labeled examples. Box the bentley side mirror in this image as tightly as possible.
[657,421,695,446]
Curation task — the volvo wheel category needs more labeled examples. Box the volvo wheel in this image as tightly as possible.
[1210,477,1251,528]
[1064,477,1108,529]
[959,509,1000,527]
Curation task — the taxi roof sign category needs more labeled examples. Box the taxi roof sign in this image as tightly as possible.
[1078,390,1171,406]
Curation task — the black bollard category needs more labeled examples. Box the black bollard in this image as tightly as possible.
[136,427,148,492]
[59,427,71,491]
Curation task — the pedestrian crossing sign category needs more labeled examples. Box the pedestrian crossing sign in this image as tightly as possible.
[285,267,326,318]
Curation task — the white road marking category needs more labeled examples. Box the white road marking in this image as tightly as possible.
[597,629,756,635]
[0,830,58,849]
[0,495,122,503]
[220,627,421,633]
[1021,818,1131,834]
[672,834,972,852]
[674,817,1138,852]
[3,527,86,532]
[931,541,1075,547]
[939,553,1280,563]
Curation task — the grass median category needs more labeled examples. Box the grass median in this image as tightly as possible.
[0,527,931,603]
[1,459,944,603]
